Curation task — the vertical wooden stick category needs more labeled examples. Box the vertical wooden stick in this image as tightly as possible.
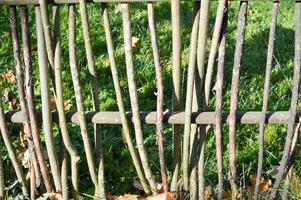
[182,4,200,192]
[77,1,105,197]
[0,138,3,199]
[53,5,80,196]
[269,3,301,198]
[282,123,300,200]
[190,67,201,200]
[147,2,168,192]
[30,161,36,199]
[78,0,102,155]
[214,6,228,199]
[21,6,53,193]
[197,0,209,81]
[170,0,181,191]
[68,4,100,198]
[36,6,62,192]
[9,6,37,197]
[60,139,69,200]
[254,2,279,199]
[101,4,151,195]
[228,1,248,198]
[204,0,227,105]
[196,1,210,198]
[38,0,54,69]
[0,98,28,196]
[121,3,158,194]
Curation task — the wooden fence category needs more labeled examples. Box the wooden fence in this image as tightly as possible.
[0,0,299,199]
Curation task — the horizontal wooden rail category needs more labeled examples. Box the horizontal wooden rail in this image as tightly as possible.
[0,0,275,6]
[4,110,301,125]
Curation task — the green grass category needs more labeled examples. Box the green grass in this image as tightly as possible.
[0,1,300,198]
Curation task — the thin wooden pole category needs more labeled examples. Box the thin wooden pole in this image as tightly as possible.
[196,1,210,198]
[121,3,158,194]
[147,2,168,192]
[182,4,200,192]
[23,6,53,193]
[60,140,69,200]
[53,5,80,196]
[30,163,36,200]
[189,87,200,200]
[228,1,248,198]
[77,1,105,197]
[0,138,3,198]
[9,6,38,198]
[269,2,301,198]
[197,0,209,82]
[38,0,55,69]
[254,2,279,199]
[68,4,100,198]
[282,123,300,200]
[36,6,62,192]
[101,4,151,194]
[214,6,228,199]
[170,0,181,191]
[0,98,28,196]
[204,0,227,105]
[78,0,102,155]
[190,47,202,200]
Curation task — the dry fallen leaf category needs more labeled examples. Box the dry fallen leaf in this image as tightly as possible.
[222,191,232,200]
[132,36,140,48]
[146,192,175,200]
[49,96,72,111]
[43,192,63,200]
[250,175,272,193]
[205,186,213,200]
[108,194,140,200]
[0,70,16,83]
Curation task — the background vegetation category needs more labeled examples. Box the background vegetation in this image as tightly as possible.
[0,0,300,198]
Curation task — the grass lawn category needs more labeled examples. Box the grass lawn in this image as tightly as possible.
[0,0,300,198]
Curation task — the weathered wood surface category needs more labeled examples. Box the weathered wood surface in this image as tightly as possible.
[5,111,301,125]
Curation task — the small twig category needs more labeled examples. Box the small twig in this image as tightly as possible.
[170,0,182,191]
[182,3,200,192]
[268,2,301,199]
[53,5,80,196]
[147,2,168,192]
[22,5,53,193]
[254,2,279,199]
[36,6,62,192]
[228,1,248,198]
[0,98,28,196]
[121,3,158,194]
[214,4,228,199]
[78,0,105,197]
[101,3,151,194]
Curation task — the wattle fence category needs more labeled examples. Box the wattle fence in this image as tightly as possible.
[0,0,299,199]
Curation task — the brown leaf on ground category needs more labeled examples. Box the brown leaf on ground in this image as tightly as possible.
[145,192,175,200]
[108,194,140,200]
[250,175,272,193]
[205,186,213,200]
[43,192,63,200]
[222,191,232,200]
[49,96,72,111]
[0,70,16,83]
